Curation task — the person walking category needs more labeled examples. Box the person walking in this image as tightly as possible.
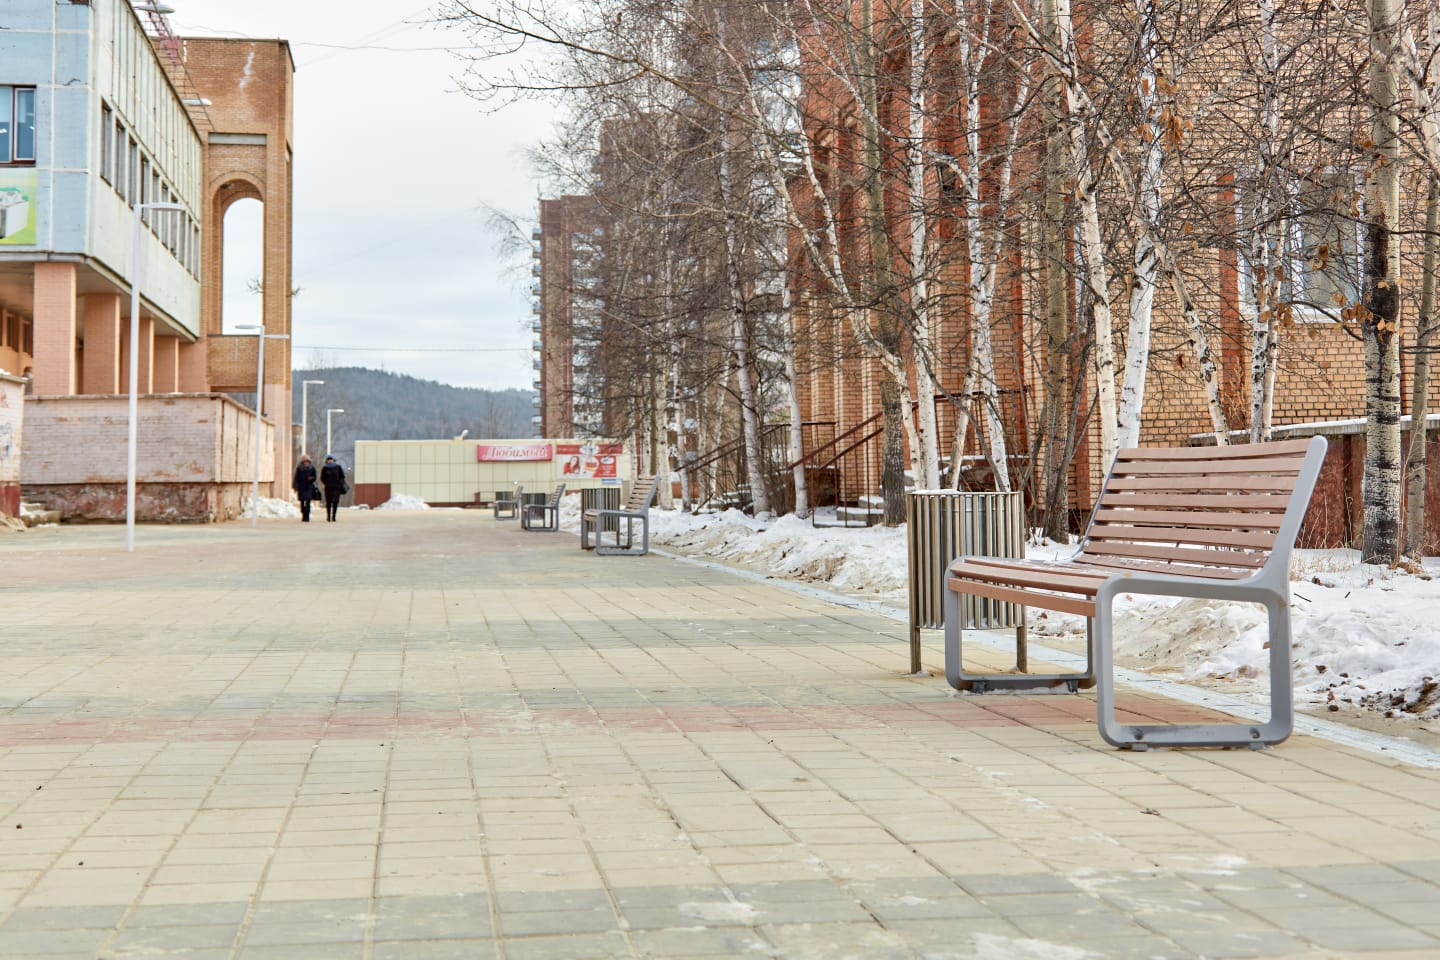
[292,454,319,522]
[320,455,348,522]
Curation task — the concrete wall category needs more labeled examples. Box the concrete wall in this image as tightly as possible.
[20,392,272,521]
[354,439,632,507]
[0,373,23,516]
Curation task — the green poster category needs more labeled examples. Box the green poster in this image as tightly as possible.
[0,169,37,245]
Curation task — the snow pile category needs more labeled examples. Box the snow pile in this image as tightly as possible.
[651,509,908,599]
[638,506,1440,722]
[376,494,430,511]
[241,496,300,519]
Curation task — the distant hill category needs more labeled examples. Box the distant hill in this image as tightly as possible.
[289,367,533,469]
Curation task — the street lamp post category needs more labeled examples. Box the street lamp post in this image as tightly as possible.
[235,323,289,527]
[300,379,324,461]
[326,408,345,458]
[126,200,187,553]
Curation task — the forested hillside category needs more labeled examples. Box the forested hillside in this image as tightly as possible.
[289,367,533,469]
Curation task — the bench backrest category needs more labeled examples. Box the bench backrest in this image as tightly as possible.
[1075,436,1328,581]
[548,483,566,505]
[625,476,659,512]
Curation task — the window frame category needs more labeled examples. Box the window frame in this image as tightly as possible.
[0,85,38,165]
[1233,166,1365,324]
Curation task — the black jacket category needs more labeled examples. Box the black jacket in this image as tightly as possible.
[293,461,319,501]
[320,462,347,497]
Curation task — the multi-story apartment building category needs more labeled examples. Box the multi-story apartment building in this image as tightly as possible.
[1,1,296,521]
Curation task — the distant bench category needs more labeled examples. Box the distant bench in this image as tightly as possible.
[522,483,566,532]
[581,476,659,556]
[944,437,1328,751]
[493,483,522,520]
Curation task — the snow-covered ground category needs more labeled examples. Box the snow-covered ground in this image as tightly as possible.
[560,499,1439,724]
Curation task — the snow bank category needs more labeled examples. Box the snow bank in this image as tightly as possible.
[376,494,430,511]
[241,496,300,519]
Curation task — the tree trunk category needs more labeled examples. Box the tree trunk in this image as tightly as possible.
[1362,0,1403,564]
[1040,0,1072,542]
[1116,0,1161,451]
[907,0,941,491]
[1404,178,1437,558]
[782,279,810,518]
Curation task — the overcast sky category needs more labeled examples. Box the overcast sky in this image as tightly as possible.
[169,0,550,391]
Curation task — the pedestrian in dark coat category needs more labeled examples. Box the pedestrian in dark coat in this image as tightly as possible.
[320,455,347,522]
[292,455,319,522]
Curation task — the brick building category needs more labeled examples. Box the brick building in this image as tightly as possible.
[784,4,1440,548]
[0,0,295,521]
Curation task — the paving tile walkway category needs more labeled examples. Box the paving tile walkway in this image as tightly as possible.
[1,510,1438,959]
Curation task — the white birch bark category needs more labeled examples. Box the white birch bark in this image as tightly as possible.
[907,0,941,491]
[1116,0,1162,451]
[1247,0,1282,443]
[781,279,811,517]
[1008,0,1231,443]
[1047,0,1118,468]
[1362,0,1403,563]
[953,0,1016,491]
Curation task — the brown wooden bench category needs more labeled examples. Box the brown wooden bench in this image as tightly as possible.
[521,483,566,531]
[944,436,1328,750]
[581,476,659,555]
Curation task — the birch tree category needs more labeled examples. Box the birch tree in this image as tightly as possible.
[1361,0,1404,564]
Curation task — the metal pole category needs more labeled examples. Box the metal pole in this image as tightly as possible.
[126,203,142,553]
[125,201,186,552]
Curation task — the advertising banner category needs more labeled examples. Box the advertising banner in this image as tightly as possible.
[555,442,621,479]
[477,443,553,462]
[0,170,37,245]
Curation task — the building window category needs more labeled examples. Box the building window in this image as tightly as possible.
[100,104,113,183]
[114,117,126,198]
[1236,169,1362,322]
[0,85,37,164]
[128,137,139,206]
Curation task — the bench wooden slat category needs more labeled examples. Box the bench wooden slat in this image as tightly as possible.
[1096,492,1295,511]
[1109,458,1304,478]
[1113,438,1313,461]
[1080,539,1267,569]
[1105,475,1301,493]
[1087,524,1279,550]
[1070,554,1257,579]
[1091,508,1284,530]
[950,577,1098,618]
[949,558,1110,595]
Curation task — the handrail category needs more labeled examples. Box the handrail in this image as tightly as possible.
[787,410,884,471]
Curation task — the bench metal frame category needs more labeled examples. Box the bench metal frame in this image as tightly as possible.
[582,477,659,556]
[493,484,522,520]
[943,436,1328,751]
[522,484,566,532]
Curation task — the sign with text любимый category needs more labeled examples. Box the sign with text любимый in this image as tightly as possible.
[477,443,554,462]
[555,443,621,479]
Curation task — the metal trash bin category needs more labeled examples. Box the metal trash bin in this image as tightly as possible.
[579,485,622,549]
[906,490,1024,674]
